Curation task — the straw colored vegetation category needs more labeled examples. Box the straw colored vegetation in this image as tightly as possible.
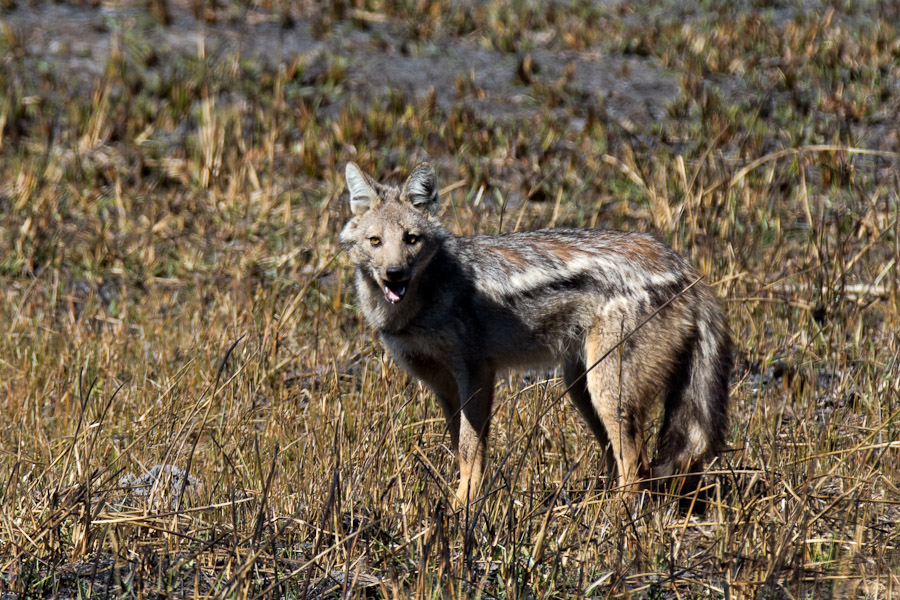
[1,0,898,597]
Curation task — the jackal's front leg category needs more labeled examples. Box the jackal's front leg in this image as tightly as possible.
[400,356,462,450]
[455,366,495,507]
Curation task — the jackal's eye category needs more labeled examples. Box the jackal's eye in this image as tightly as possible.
[369,237,382,247]
[404,234,419,245]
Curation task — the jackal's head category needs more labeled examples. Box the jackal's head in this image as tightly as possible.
[340,162,446,305]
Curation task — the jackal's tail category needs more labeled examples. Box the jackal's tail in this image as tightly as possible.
[653,305,732,485]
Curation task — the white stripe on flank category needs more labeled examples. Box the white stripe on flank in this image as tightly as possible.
[473,252,682,301]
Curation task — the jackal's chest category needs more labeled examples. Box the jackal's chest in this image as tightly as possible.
[379,313,567,376]
[379,323,462,363]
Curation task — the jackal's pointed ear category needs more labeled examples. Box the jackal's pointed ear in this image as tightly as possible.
[345,162,379,215]
[404,162,438,212]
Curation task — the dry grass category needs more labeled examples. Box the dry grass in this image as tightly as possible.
[1,1,899,598]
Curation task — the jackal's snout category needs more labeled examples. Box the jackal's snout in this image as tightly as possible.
[381,266,410,304]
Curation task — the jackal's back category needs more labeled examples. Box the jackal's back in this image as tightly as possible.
[428,228,714,366]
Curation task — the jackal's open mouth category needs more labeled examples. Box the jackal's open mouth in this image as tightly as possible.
[382,279,409,304]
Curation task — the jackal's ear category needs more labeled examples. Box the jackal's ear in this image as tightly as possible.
[404,162,438,212]
[345,162,379,215]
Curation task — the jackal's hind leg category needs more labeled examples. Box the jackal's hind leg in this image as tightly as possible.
[584,333,651,495]
[562,357,616,481]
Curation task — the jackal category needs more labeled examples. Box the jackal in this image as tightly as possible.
[340,162,732,506]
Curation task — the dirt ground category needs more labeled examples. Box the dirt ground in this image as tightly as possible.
[4,0,678,124]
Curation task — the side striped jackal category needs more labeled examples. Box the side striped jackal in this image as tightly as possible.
[340,162,732,506]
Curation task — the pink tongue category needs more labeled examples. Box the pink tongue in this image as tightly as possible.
[384,286,403,303]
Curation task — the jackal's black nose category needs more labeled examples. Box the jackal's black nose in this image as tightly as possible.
[385,266,406,281]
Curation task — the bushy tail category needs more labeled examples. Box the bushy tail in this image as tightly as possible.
[653,306,732,481]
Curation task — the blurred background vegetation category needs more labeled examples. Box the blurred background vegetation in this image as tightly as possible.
[0,0,898,597]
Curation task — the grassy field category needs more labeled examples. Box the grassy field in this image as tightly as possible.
[1,0,899,597]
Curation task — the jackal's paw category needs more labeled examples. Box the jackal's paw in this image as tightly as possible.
[452,480,475,510]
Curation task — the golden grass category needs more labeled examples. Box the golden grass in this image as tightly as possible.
[1,1,899,597]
